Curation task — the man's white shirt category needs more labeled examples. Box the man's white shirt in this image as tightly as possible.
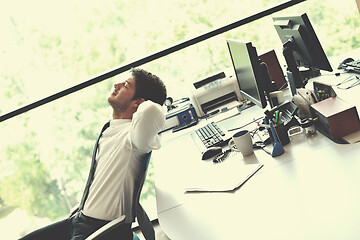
[83,101,165,222]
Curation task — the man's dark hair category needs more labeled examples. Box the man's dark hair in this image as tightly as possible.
[131,68,167,105]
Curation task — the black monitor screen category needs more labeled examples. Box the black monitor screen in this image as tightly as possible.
[226,39,267,108]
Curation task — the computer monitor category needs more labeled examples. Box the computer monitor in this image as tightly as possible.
[226,39,272,108]
[273,13,333,95]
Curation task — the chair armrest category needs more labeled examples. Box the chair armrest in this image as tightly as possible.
[85,215,126,240]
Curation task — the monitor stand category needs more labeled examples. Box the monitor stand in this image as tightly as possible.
[259,60,277,108]
[282,39,321,95]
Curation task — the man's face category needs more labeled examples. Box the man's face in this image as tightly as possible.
[108,75,137,113]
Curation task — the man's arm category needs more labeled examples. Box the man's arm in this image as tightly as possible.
[130,101,165,151]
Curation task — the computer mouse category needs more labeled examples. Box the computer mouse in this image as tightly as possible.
[201,146,223,160]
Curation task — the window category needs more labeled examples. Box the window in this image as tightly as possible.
[1,0,359,238]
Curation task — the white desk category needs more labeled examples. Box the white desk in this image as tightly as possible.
[154,55,360,240]
[155,121,360,239]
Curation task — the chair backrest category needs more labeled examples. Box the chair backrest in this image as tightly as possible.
[82,152,155,240]
[132,151,155,240]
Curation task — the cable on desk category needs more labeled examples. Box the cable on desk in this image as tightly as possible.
[336,75,360,89]
[213,149,231,164]
[251,123,272,155]
[253,141,272,155]
[227,116,264,132]
[213,124,271,164]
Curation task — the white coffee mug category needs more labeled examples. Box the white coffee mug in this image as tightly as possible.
[228,130,254,156]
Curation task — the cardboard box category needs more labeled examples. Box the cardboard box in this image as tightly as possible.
[310,97,360,139]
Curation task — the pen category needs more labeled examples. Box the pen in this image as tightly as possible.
[274,110,279,127]
[278,112,283,125]
[310,92,318,103]
[313,88,320,101]
[273,110,283,127]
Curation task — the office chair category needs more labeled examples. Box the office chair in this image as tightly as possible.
[71,152,155,240]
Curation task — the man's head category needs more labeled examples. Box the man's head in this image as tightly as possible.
[108,68,167,119]
[131,68,167,105]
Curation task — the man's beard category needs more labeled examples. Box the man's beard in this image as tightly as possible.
[108,96,132,114]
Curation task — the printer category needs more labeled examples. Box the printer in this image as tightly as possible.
[190,68,243,117]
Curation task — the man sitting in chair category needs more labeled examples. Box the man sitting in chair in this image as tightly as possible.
[20,68,167,240]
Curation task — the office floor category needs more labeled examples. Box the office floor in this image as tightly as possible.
[135,222,171,240]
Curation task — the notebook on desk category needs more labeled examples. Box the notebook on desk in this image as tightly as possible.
[184,151,263,192]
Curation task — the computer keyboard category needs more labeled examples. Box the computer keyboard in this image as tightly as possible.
[339,59,360,74]
[194,122,232,149]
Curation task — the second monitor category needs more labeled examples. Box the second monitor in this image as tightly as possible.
[273,13,333,95]
[226,39,274,109]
